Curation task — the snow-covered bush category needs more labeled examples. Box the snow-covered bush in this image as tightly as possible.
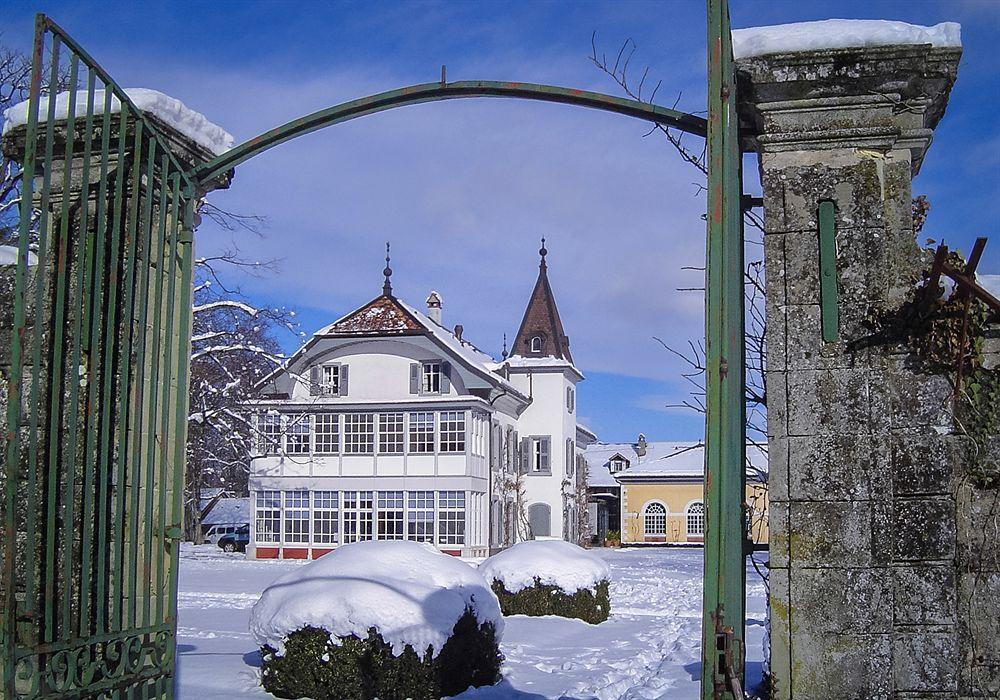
[249,541,503,699]
[480,540,611,624]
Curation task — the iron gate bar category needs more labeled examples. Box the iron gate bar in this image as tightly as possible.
[191,80,708,185]
[703,0,747,697]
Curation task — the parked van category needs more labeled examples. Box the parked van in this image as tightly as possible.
[203,523,245,545]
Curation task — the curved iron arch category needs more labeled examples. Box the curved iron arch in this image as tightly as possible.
[191,80,707,185]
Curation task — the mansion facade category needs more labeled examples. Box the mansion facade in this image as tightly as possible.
[246,243,594,558]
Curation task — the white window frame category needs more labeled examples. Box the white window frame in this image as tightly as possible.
[377,491,405,540]
[378,413,405,454]
[686,501,706,537]
[407,491,435,542]
[254,490,281,544]
[259,413,282,455]
[312,490,339,544]
[644,502,667,536]
[438,491,466,546]
[314,413,340,455]
[530,336,542,353]
[344,413,375,455]
[439,411,466,453]
[421,361,442,394]
[285,414,312,455]
[321,363,341,396]
[343,491,373,543]
[409,411,435,453]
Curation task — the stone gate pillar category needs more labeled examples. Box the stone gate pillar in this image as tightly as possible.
[737,39,997,698]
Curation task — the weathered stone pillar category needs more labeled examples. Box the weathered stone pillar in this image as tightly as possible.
[736,41,997,698]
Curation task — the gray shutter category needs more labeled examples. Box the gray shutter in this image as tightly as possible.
[520,437,530,474]
[540,438,550,473]
[339,365,349,396]
[309,366,320,396]
[409,363,420,394]
[440,361,451,394]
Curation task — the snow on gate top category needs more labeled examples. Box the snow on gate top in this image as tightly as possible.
[732,19,961,59]
[3,87,233,155]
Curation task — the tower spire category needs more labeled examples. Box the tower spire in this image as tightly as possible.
[509,239,573,362]
[382,242,393,296]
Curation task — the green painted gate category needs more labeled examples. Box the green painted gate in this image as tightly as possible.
[1,16,198,698]
[2,2,747,698]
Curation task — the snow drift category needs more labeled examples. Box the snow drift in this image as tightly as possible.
[3,87,233,155]
[732,19,961,59]
[249,540,503,657]
[480,540,610,594]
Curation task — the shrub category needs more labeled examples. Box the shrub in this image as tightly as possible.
[260,607,501,700]
[491,578,611,624]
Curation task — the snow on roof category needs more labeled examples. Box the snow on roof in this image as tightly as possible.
[978,274,999,299]
[585,440,768,485]
[0,245,37,266]
[249,540,503,657]
[499,355,582,378]
[3,88,234,155]
[732,20,961,60]
[479,540,610,594]
[201,497,250,526]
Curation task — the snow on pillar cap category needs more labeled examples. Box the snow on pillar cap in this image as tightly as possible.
[732,19,961,60]
[2,87,233,155]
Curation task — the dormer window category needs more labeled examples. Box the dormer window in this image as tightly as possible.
[609,455,629,473]
[422,361,441,394]
[310,363,347,397]
[530,336,542,353]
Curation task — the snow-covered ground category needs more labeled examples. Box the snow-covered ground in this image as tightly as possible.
[175,544,768,699]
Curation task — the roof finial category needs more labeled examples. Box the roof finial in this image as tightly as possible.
[501,333,508,359]
[539,237,547,269]
[383,242,393,295]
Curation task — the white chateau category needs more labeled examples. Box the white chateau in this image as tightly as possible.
[246,242,595,558]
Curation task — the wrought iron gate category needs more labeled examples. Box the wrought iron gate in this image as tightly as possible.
[1,16,197,698]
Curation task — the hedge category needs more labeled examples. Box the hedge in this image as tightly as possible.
[490,577,610,624]
[260,607,501,699]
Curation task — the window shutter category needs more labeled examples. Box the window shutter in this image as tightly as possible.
[540,438,550,472]
[440,361,451,394]
[339,365,349,396]
[520,437,530,474]
[309,366,320,396]
[409,363,420,394]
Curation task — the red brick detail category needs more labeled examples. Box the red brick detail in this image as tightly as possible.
[282,548,309,559]
[255,547,279,559]
[441,549,462,557]
[687,536,704,543]
[311,548,334,559]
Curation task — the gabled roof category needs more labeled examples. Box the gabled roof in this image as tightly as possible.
[510,241,573,363]
[584,440,769,487]
[320,294,422,335]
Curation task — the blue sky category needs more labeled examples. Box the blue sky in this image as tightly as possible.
[6,0,997,442]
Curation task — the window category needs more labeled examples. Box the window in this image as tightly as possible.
[566,387,574,413]
[421,362,441,394]
[644,502,667,536]
[566,439,574,478]
[530,336,542,353]
[528,502,551,538]
[609,456,628,473]
[255,490,281,543]
[528,437,550,474]
[314,414,340,454]
[439,411,466,453]
[409,412,435,453]
[377,491,404,540]
[379,413,404,454]
[313,491,339,544]
[408,491,434,542]
[285,415,311,455]
[259,413,281,455]
[343,491,373,543]
[438,491,466,546]
[283,491,310,543]
[322,364,340,395]
[686,501,705,537]
[344,413,375,454]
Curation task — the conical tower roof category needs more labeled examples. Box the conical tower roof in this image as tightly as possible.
[510,239,573,362]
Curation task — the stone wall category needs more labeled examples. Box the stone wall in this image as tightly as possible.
[739,42,999,698]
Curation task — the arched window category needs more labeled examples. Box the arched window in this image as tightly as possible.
[643,502,666,536]
[686,501,705,536]
[527,502,551,538]
[530,335,542,353]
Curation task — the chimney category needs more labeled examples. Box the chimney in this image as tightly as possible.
[635,433,647,458]
[426,291,442,325]
[453,324,464,342]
